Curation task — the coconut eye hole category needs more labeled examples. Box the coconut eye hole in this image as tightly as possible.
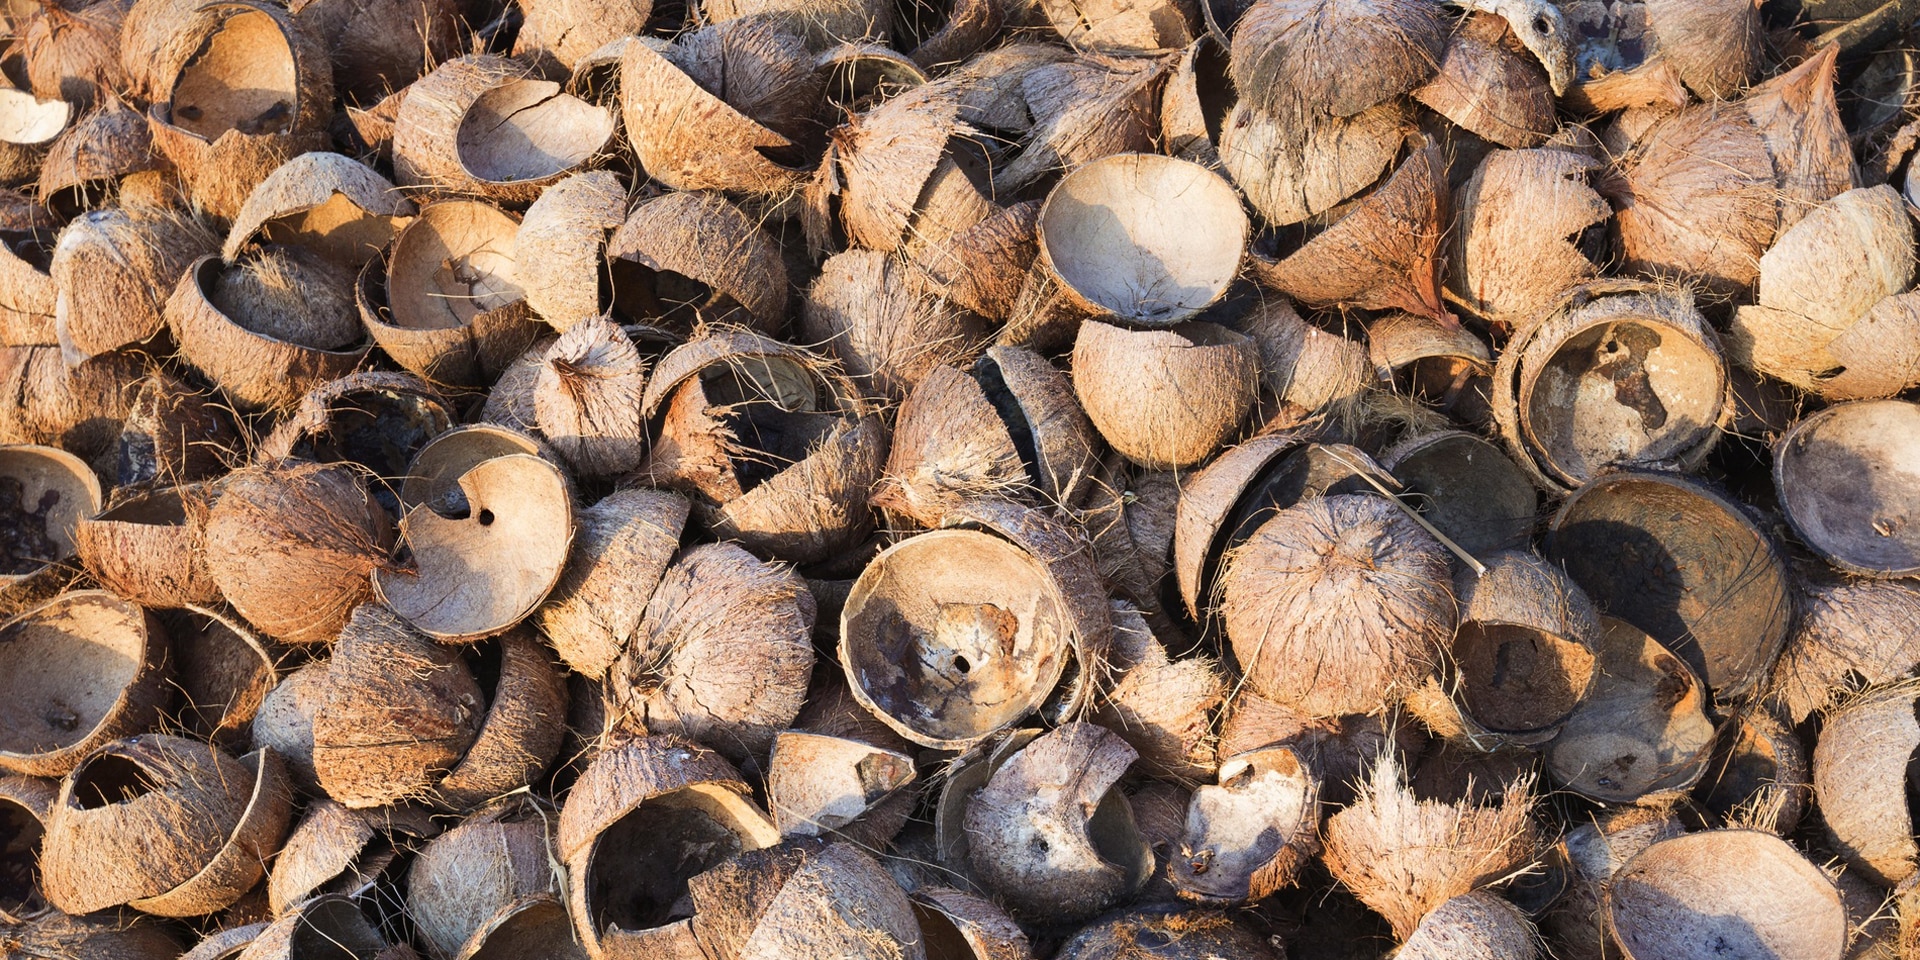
[1533,14,1553,36]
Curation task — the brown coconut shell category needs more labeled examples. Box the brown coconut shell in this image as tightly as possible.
[902,0,1004,71]
[311,603,484,807]
[915,199,1038,325]
[515,0,652,74]
[1092,602,1223,779]
[479,335,558,434]
[36,98,156,213]
[2,907,186,959]
[536,487,689,679]
[963,722,1152,922]
[1397,891,1541,960]
[1379,430,1537,555]
[1494,281,1730,491]
[1236,294,1371,429]
[115,365,240,489]
[19,0,125,108]
[371,200,539,389]
[684,839,925,960]
[453,895,584,960]
[0,773,54,924]
[617,24,814,196]
[1544,616,1715,804]
[239,894,392,960]
[0,206,59,346]
[265,799,440,915]
[1169,747,1319,905]
[610,542,814,762]
[1077,454,1179,619]
[254,371,456,484]
[160,605,278,748]
[1605,830,1846,960]
[0,348,142,477]
[909,886,1030,960]
[777,679,919,849]
[1071,319,1257,470]
[74,483,220,608]
[1160,35,1231,169]
[1777,400,1920,578]
[1547,471,1790,699]
[1745,45,1855,233]
[398,426,558,515]
[1364,311,1492,429]
[223,152,417,268]
[406,795,558,960]
[607,190,790,336]
[1039,0,1190,54]
[1599,100,1777,295]
[206,245,361,353]
[1814,683,1920,886]
[1411,13,1553,149]
[1450,147,1609,330]
[842,500,1109,749]
[533,315,648,477]
[288,0,459,106]
[1058,908,1283,960]
[40,735,291,916]
[1542,806,1683,960]
[393,55,614,206]
[0,591,169,779]
[990,53,1169,195]
[1439,550,1601,746]
[1643,0,1760,101]
[0,443,98,585]
[801,249,989,404]
[765,731,915,842]
[203,461,394,645]
[167,256,372,414]
[433,629,569,809]
[1693,704,1807,835]
[556,735,779,960]
[513,171,624,332]
[804,80,987,259]
[1229,0,1446,130]
[1221,493,1455,719]
[51,202,217,362]
[1770,574,1920,724]
[1220,99,1408,228]
[0,91,68,193]
[249,659,326,794]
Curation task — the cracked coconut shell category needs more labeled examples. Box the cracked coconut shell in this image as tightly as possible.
[536,487,689,679]
[114,368,239,489]
[1411,13,1554,149]
[1450,147,1609,329]
[1543,616,1714,803]
[1230,0,1445,130]
[1092,601,1223,779]
[1744,45,1855,233]
[1220,99,1408,228]
[608,190,790,336]
[1071,319,1258,470]
[1235,295,1369,430]
[0,773,55,924]
[681,839,927,960]
[432,627,569,809]
[804,80,989,260]
[1770,573,1920,724]
[223,152,417,268]
[1812,683,1920,887]
[394,55,615,206]
[371,200,539,390]
[533,315,648,477]
[915,199,1038,325]
[265,799,441,914]
[513,171,625,332]
[1169,747,1318,905]
[766,730,916,844]
[161,605,278,749]
[406,795,559,960]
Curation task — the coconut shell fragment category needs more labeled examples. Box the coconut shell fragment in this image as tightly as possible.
[1169,747,1318,904]
[1072,319,1257,470]
[536,487,689,679]
[0,591,169,778]
[1444,550,1600,746]
[610,190,791,336]
[1605,830,1846,960]
[766,731,915,842]
[266,799,441,915]
[1450,147,1609,329]
[1379,430,1536,555]
[513,171,625,332]
[1055,906,1283,959]
[51,203,217,363]
[1092,603,1223,779]
[1230,0,1445,129]
[223,152,417,267]
[1397,891,1540,960]
[1771,574,1920,724]
[0,774,54,924]
[1777,399,1920,578]
[161,605,278,748]
[406,795,558,960]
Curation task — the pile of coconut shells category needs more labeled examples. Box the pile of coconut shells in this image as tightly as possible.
[10,0,1920,956]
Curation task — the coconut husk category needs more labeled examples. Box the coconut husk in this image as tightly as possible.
[902,0,1002,71]
[182,922,266,960]
[686,839,925,960]
[914,199,1038,324]
[311,602,484,807]
[801,249,989,403]
[1544,616,1715,803]
[805,81,988,258]
[533,316,648,477]
[1379,430,1536,556]
[0,347,142,487]
[1256,140,1449,322]
[1221,99,1408,228]
[1093,602,1223,779]
[1130,780,1192,901]
[1040,0,1190,54]
[702,0,891,49]
[607,190,790,335]
[167,256,372,413]
[1547,471,1790,699]
[203,460,394,645]
[51,202,218,362]
[265,799,440,915]
[0,91,67,193]
[1643,0,1759,100]
[1541,807,1684,960]
[964,722,1151,922]
[1450,147,1609,330]
[1169,747,1318,904]
[1693,704,1807,835]
[0,773,54,925]
[1071,320,1257,469]
[344,88,406,166]
[536,487,689,679]
[479,335,558,434]
[1733,293,1920,404]
[200,245,361,358]
[19,0,125,107]
[1076,453,1179,620]
[74,483,219,608]
[289,0,459,105]
[908,887,1030,960]
[433,629,568,808]
[1436,550,1600,747]
[513,171,625,332]
[1777,400,1920,578]
[1221,493,1454,718]
[1160,36,1232,168]
[0,590,169,780]
[765,731,915,842]
[1770,574,1920,724]
[0,209,59,346]
[255,372,456,486]
[223,152,417,268]
[372,200,537,387]
[250,659,326,793]
[393,55,604,205]
[1815,683,1920,887]
[1235,294,1370,429]
[1056,906,1284,960]
[406,795,558,959]
[2,908,186,959]
[556,735,779,960]
[118,0,214,101]
[869,362,1021,526]
[1412,13,1553,149]
[1745,45,1855,232]
[617,24,814,195]
[610,542,814,761]
[931,42,1066,138]
[37,98,156,216]
[396,424,564,512]
[453,895,583,960]
[1599,101,1777,296]
[991,53,1169,194]
[1606,830,1845,960]
[158,605,278,749]
[815,44,926,126]
[1230,0,1445,130]
[375,454,572,642]
[1494,281,1730,491]
[1397,891,1540,960]
[240,894,393,960]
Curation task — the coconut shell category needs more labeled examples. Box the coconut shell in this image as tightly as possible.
[1494,281,1730,491]
[607,190,790,336]
[805,80,981,258]
[1378,430,1536,555]
[1222,493,1454,719]
[915,199,1038,324]
[1443,550,1600,746]
[1077,453,1179,619]
[0,348,141,478]
[1541,806,1684,960]
[1693,704,1807,835]
[1056,907,1282,960]
[1547,471,1789,699]
[617,28,811,196]
[1745,45,1855,232]
[206,245,362,353]
[266,799,440,915]
[903,0,1003,70]
[1169,747,1318,904]
[964,722,1152,922]
[37,99,153,214]
[1230,0,1445,129]
[685,839,926,960]
[480,335,558,434]
[453,895,583,960]
[435,631,570,810]
[1039,0,1190,54]
[556,735,779,960]
[250,659,326,794]
[1221,99,1408,228]
[610,542,814,761]
[1544,616,1715,804]
[74,484,219,608]
[0,591,169,779]
[802,250,989,404]
[1159,36,1230,169]
[0,211,59,347]
[2,908,186,959]
[167,256,372,414]
[372,200,537,388]
[394,56,611,205]
[536,488,689,679]
[1072,319,1257,470]
[182,922,266,960]
[239,894,392,960]
[1397,891,1540,960]
[223,152,417,268]
[160,605,278,748]
[288,0,459,106]
[1606,830,1845,960]
[1093,602,1222,779]
[1237,293,1370,428]
[1451,147,1609,329]
[932,727,1041,881]
[1412,14,1555,151]
[311,603,485,807]
[1770,574,1920,724]
[1777,400,1920,578]
[0,443,98,585]
[765,731,915,842]
[406,795,558,960]
[254,371,456,483]
[18,0,124,110]
[908,887,1030,960]
[871,364,1020,527]
[115,367,239,489]
[514,171,625,332]
[1644,0,1759,100]
[534,316,648,477]
[516,0,652,74]
[51,203,217,362]
[0,774,54,925]
[1815,683,1920,886]
[991,53,1169,194]
[203,461,394,645]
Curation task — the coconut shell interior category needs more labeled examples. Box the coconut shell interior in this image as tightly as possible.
[398,424,546,510]
[584,784,775,940]
[1777,399,1920,577]
[160,607,276,745]
[275,383,455,488]
[389,202,525,332]
[0,91,68,147]
[456,79,613,185]
[208,246,361,350]
[1454,620,1595,738]
[1545,616,1714,803]
[0,446,99,578]
[1381,431,1537,555]
[1607,831,1847,960]
[0,780,50,922]
[168,7,299,140]
[766,730,916,839]
[0,593,153,762]
[460,896,584,960]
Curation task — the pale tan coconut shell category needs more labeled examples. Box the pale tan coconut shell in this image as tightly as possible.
[904,0,1003,71]
[240,894,391,960]
[685,839,926,960]
[938,44,1067,135]
[74,484,219,608]
[1072,319,1257,470]
[513,171,625,332]
[1606,830,1845,960]
[393,56,601,204]
[1412,13,1553,149]
[406,795,558,960]
[224,152,416,267]
[431,628,567,808]
[814,43,929,125]
[1494,281,1730,491]
[1160,35,1230,168]
[1397,891,1541,960]
[1814,683,1920,886]
[288,0,458,105]
[515,0,652,74]
[1644,0,1759,100]
[908,886,1030,960]
[802,248,989,403]
[1542,806,1684,960]
[38,98,152,207]
[990,53,1169,195]
[766,731,916,841]
[1379,430,1537,555]
[1693,704,1807,836]
[344,88,406,166]
[1770,574,1920,724]
[0,348,142,477]
[0,443,99,584]
[127,747,293,917]
[181,924,263,960]
[311,603,484,808]
[1040,0,1190,54]
[167,256,372,414]
[534,315,648,477]
[0,591,168,779]
[265,799,440,915]
[1544,616,1715,804]
[1777,400,1920,578]
[51,203,218,362]
[160,604,278,748]
[1220,99,1408,228]
[372,200,534,387]
[618,30,810,196]
[607,190,790,335]
[253,372,455,484]
[1443,550,1600,746]
[204,461,394,646]
[1237,293,1369,428]
[1548,471,1789,699]
[250,659,326,793]
[1744,45,1855,232]
[1450,147,1609,328]
[932,727,1041,881]
[805,80,978,257]
[1733,294,1920,404]
[964,722,1152,922]
[0,210,59,347]
[556,735,779,960]
[536,487,689,679]
[1229,0,1445,129]
[1257,141,1449,322]
[915,199,1038,324]
[1092,601,1222,779]
[0,773,54,924]
[870,362,1020,527]
[2,907,186,959]
[1169,746,1318,904]
[1222,494,1454,719]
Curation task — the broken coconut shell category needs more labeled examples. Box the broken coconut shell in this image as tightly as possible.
[0,591,168,779]
[1169,747,1319,905]
[0,773,54,924]
[0,92,71,195]
[1544,616,1715,803]
[1411,13,1554,149]
[223,152,417,268]
[608,190,791,336]
[1450,146,1610,331]
[988,54,1168,197]
[804,80,988,260]
[51,203,217,363]
[1776,399,1920,578]
[406,795,558,960]
[1813,683,1920,887]
[1220,99,1409,229]
[115,369,240,489]
[372,200,539,390]
[908,886,1030,960]
[1436,550,1600,747]
[18,0,126,108]
[1237,295,1370,429]
[394,54,615,205]
[254,372,456,487]
[534,316,648,477]
[513,171,625,332]
[1744,44,1855,233]
[802,249,990,404]
[1770,573,1920,724]
[265,799,440,915]
[1378,429,1537,555]
[167,255,372,414]
[160,604,279,748]
[288,0,461,106]
[456,895,585,960]
[515,0,653,74]
[535,487,690,679]
[0,444,99,592]
[239,893,393,960]
[1092,601,1224,780]
[249,658,326,794]
[916,199,1038,325]
[433,628,569,810]
[1693,704,1807,836]
[682,838,927,960]
[1605,830,1846,960]
[1071,319,1258,470]
[74,483,220,609]
[1229,0,1446,131]
[2,907,185,959]
[766,730,916,842]
[1160,35,1231,168]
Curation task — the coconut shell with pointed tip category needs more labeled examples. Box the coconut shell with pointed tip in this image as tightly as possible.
[1744,45,1854,234]
[805,80,981,258]
[514,171,625,332]
[0,591,169,779]
[407,796,558,960]
[1379,430,1536,555]
[19,0,126,108]
[534,316,648,477]
[1412,13,1553,149]
[1544,617,1714,803]
[0,774,54,924]
[916,199,1038,325]
[1230,0,1445,129]
[1451,147,1609,329]
[1169,747,1318,905]
[1236,293,1369,428]
[1777,400,1920,578]
[1398,891,1540,960]
[607,190,790,336]
[1606,830,1845,960]
[536,488,689,679]
[75,484,220,609]
[1072,320,1257,470]
[618,26,812,196]
[224,152,416,268]
[51,203,218,362]
[167,257,371,414]
[266,799,441,915]
[159,605,277,749]
[802,249,989,404]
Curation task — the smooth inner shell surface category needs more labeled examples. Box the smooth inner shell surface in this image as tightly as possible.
[0,594,145,758]
[1777,399,1920,576]
[1607,831,1847,960]
[1521,318,1723,483]
[1546,617,1714,803]
[169,8,299,140]
[456,80,613,184]
[389,201,524,332]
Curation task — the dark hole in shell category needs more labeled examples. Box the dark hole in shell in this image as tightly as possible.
[587,794,748,932]
[0,476,60,575]
[0,798,44,916]
[70,753,158,810]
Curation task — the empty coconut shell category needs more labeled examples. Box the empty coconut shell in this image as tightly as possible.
[1078,454,1180,620]
[1072,319,1258,470]
[394,55,615,205]
[1442,550,1601,746]
[1236,295,1370,430]
[908,886,1030,960]
[161,605,278,749]
[407,795,558,960]
[1544,616,1715,804]
[536,487,690,679]
[1169,747,1319,904]
[266,799,440,915]
[1694,705,1807,836]
[915,198,1038,325]
[0,444,99,589]
[223,152,417,268]
[1055,906,1284,960]
[514,171,625,332]
[74,483,220,609]
[1230,0,1445,130]
[0,591,169,779]
[51,202,217,363]
[1220,99,1409,229]
[683,838,926,960]
[255,372,456,492]
[1744,44,1855,233]
[167,256,371,414]
[0,92,71,195]
[804,80,990,260]
[1379,430,1537,555]
[1412,13,1554,149]
[766,730,915,843]
[456,895,585,960]
[434,628,569,809]
[1770,573,1920,723]
[1397,890,1540,960]
[1605,830,1846,960]
[239,894,394,960]
[0,773,53,924]
[516,0,653,73]
[802,249,990,404]
[608,190,790,336]
[18,0,126,108]
[289,0,460,106]
[1450,147,1609,330]
[535,315,649,477]
[1813,684,1920,887]
[1776,400,1920,578]
[1092,602,1224,779]
[372,200,540,390]
[2,907,185,959]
